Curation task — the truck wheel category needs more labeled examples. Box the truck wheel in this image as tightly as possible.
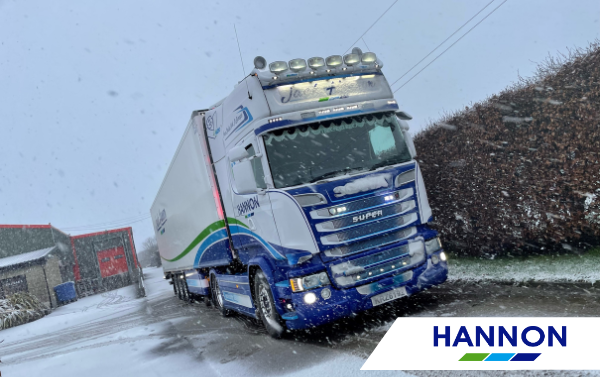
[254,270,284,339]
[210,273,229,317]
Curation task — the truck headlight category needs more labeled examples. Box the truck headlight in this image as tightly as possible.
[425,237,442,255]
[290,271,330,292]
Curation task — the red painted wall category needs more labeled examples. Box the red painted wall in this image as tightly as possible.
[96,246,128,278]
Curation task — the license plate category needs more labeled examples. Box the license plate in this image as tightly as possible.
[371,286,407,307]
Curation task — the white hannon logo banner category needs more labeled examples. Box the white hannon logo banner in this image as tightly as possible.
[362,317,600,370]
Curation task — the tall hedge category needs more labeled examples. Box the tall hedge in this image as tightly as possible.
[414,42,600,256]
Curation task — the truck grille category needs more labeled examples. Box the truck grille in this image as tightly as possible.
[320,212,418,245]
[316,200,415,232]
[329,240,425,288]
[324,226,417,257]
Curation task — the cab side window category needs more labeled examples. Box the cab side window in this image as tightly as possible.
[245,144,267,189]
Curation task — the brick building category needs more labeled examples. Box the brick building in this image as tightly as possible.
[0,246,63,308]
[0,225,141,307]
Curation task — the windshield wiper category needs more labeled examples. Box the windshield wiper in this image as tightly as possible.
[308,167,366,184]
[369,157,409,171]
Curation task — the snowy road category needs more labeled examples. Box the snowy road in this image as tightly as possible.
[1,267,599,376]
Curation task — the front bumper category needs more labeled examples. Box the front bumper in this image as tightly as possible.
[283,251,448,330]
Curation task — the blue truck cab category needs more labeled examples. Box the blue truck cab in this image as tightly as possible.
[151,49,448,338]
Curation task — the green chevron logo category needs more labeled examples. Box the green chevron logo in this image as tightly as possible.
[161,218,247,262]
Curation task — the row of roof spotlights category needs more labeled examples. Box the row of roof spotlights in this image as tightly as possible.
[253,48,379,76]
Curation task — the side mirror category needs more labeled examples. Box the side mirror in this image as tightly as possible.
[232,160,258,194]
[396,111,413,120]
[403,130,417,159]
[228,145,250,162]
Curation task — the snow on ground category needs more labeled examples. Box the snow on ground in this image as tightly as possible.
[0,268,201,376]
[448,249,600,283]
[0,267,411,377]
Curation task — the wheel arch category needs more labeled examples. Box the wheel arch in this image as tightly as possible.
[248,257,285,315]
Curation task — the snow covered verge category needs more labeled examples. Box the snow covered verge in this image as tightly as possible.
[448,248,600,283]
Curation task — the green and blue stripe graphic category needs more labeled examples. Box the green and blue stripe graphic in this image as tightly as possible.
[459,353,541,361]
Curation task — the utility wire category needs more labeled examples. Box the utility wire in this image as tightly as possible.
[362,37,372,52]
[393,0,508,93]
[67,216,150,231]
[344,0,399,55]
[61,214,149,230]
[389,0,496,88]
[61,214,151,231]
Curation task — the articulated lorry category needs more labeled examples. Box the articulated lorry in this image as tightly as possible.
[151,48,448,337]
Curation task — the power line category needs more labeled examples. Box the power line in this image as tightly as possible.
[61,214,151,231]
[344,0,399,55]
[393,0,508,93]
[389,0,496,88]
[362,37,372,52]
[66,216,151,232]
[61,214,149,230]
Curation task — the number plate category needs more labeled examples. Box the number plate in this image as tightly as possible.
[371,286,407,307]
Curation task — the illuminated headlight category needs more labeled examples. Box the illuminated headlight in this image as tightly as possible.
[425,237,443,255]
[440,251,447,262]
[304,292,317,304]
[327,205,347,216]
[326,55,343,68]
[289,58,307,72]
[269,61,288,74]
[290,271,330,292]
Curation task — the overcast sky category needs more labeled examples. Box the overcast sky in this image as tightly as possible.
[1,0,598,249]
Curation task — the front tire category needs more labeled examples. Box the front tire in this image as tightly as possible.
[210,273,229,316]
[254,270,284,338]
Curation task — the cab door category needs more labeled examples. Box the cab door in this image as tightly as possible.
[228,133,283,263]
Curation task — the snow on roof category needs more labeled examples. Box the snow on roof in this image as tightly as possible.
[0,246,56,269]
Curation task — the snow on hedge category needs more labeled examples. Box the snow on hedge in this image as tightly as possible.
[0,292,47,330]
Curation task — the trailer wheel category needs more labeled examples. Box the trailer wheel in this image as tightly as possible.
[254,270,284,339]
[210,273,229,316]
[172,276,180,298]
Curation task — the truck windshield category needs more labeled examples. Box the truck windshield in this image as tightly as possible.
[263,112,412,188]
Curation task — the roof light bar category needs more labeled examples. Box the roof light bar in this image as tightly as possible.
[289,58,307,72]
[344,53,360,66]
[326,55,343,68]
[361,52,377,64]
[308,57,325,70]
[254,56,267,69]
[269,61,288,74]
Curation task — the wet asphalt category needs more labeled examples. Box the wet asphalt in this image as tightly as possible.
[2,278,599,376]
[152,280,600,376]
